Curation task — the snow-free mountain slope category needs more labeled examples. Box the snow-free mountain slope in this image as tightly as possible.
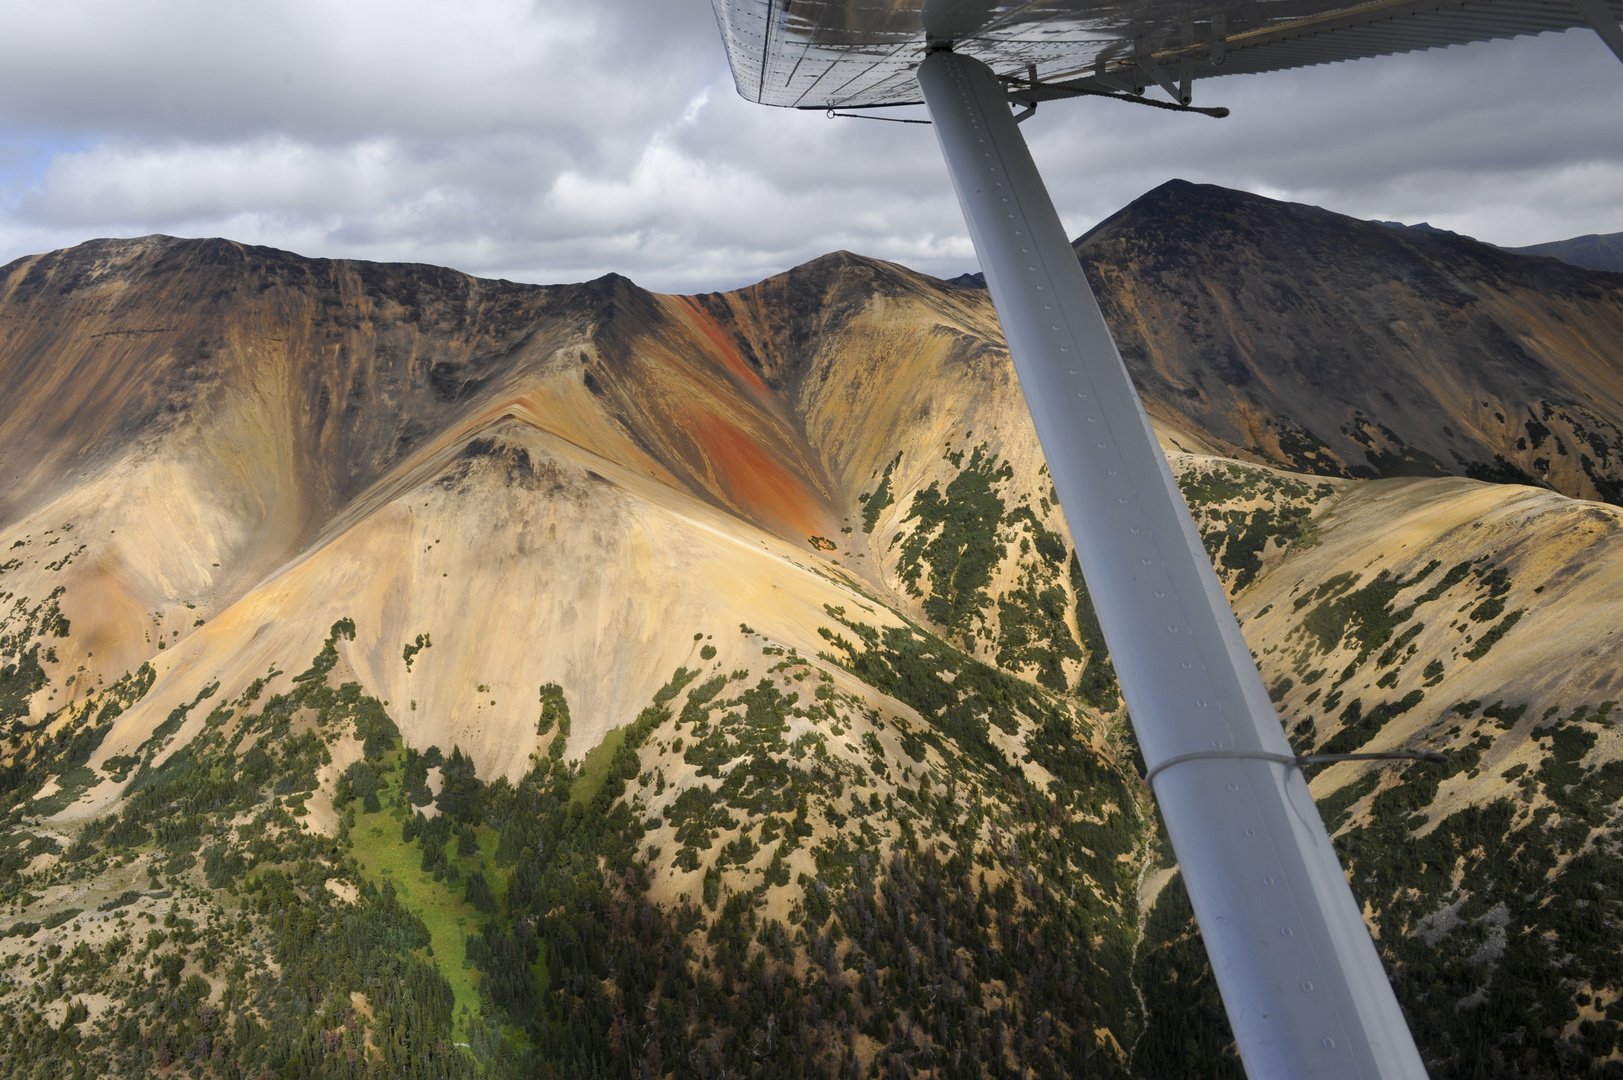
[4,184,1623,1078]
[1077,180,1623,501]
[1507,231,1623,273]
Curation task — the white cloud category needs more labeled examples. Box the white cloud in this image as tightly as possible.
[0,1,1618,291]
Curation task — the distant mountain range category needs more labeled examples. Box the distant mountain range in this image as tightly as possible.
[1367,219,1623,274]
[958,215,1623,276]
[1,181,1622,1079]
[1505,231,1623,273]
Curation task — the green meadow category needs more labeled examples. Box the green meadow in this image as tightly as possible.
[345,751,515,1044]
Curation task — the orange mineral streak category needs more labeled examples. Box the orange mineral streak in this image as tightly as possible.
[666,295,773,399]
[687,407,826,540]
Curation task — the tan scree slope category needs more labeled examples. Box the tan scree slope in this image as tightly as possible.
[4,226,1623,844]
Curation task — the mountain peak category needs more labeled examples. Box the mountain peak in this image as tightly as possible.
[1064,180,1623,498]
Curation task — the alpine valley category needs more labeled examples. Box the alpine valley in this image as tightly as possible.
[3,180,1623,1080]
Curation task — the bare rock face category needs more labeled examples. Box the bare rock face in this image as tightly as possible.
[2,185,1623,1079]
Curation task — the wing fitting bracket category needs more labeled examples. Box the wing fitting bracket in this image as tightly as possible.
[1002,70,1230,118]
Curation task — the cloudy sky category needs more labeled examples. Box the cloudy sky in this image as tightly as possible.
[0,0,1619,293]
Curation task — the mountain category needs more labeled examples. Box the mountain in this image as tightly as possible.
[1,182,1622,1079]
[1506,231,1623,274]
[1077,181,1623,502]
[1373,221,1463,236]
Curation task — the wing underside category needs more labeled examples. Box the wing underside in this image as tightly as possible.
[712,0,1621,108]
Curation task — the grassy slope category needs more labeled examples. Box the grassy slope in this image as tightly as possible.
[571,726,625,807]
[345,751,509,1043]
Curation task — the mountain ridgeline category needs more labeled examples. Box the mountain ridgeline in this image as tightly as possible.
[1507,231,1623,274]
[1,181,1622,1079]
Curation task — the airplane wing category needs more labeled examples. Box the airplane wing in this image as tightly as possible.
[713,0,1623,109]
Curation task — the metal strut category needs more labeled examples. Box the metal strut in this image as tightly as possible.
[1571,0,1623,63]
[1002,75,1231,118]
[916,48,1427,1080]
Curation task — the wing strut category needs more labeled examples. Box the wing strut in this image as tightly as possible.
[916,48,1429,1080]
[1572,0,1623,62]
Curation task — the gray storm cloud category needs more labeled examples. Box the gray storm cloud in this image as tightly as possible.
[0,0,1618,292]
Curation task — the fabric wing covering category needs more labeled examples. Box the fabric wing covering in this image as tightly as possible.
[711,0,1621,108]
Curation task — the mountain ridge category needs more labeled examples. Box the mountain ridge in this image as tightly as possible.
[3,183,1623,1078]
[1506,230,1623,273]
[1076,180,1623,500]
